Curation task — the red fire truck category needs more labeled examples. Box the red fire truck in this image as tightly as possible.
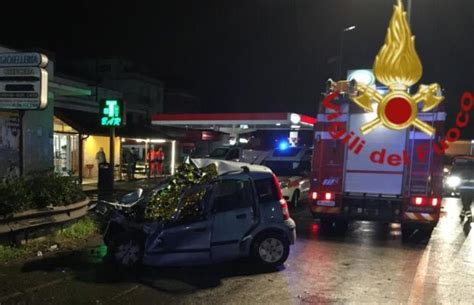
[309,81,445,238]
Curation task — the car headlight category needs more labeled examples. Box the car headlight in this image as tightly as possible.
[443,167,449,173]
[446,176,461,188]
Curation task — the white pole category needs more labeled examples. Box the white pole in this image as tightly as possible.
[171,140,176,175]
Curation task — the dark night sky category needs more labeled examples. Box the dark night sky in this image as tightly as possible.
[1,0,473,135]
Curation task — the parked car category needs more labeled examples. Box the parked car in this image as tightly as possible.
[103,159,296,268]
[444,156,474,196]
[207,146,270,164]
[262,146,312,207]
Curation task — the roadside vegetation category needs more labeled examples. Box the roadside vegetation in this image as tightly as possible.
[0,217,99,264]
[0,173,86,216]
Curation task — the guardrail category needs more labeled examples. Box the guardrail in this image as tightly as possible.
[0,198,90,240]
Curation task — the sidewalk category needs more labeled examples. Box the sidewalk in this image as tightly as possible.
[82,177,167,202]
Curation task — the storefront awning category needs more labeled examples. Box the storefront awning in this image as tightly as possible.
[54,108,170,139]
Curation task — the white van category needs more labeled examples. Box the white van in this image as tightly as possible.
[262,147,312,207]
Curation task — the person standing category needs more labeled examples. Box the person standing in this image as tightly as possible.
[130,147,137,180]
[148,145,158,178]
[459,163,474,223]
[95,147,106,165]
[156,147,165,176]
[124,148,136,181]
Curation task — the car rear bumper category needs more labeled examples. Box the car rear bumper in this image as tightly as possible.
[311,196,402,222]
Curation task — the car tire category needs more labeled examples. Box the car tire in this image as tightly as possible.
[291,190,300,208]
[107,232,143,269]
[252,232,290,267]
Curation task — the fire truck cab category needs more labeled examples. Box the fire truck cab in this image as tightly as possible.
[310,82,445,238]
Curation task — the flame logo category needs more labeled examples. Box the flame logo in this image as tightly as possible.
[328,0,445,136]
[373,0,422,89]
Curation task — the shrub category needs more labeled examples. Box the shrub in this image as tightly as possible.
[0,177,33,216]
[29,174,86,208]
[0,173,86,216]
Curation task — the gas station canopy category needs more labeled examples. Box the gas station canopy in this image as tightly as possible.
[151,112,316,134]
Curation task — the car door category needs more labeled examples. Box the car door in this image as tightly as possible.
[210,177,257,262]
[144,186,212,266]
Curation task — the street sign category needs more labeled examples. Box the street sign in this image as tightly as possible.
[0,52,48,68]
[0,67,48,110]
[99,99,125,127]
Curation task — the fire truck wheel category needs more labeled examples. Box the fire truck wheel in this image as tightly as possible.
[290,190,300,208]
[401,224,416,240]
[320,218,348,233]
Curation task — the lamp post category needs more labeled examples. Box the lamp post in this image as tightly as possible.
[407,0,412,24]
[338,25,357,80]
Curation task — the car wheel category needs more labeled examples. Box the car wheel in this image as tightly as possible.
[252,232,290,267]
[108,232,143,268]
[291,190,300,208]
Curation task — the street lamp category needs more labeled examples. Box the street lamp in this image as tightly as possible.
[338,25,357,80]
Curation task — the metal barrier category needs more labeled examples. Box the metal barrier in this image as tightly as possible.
[0,198,90,238]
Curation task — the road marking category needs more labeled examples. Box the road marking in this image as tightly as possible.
[407,244,431,304]
[105,284,140,304]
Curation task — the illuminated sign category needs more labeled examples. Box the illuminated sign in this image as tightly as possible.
[99,99,125,127]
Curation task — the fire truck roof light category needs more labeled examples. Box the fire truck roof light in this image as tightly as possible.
[278,141,289,150]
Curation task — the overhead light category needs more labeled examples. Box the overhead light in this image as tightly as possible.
[290,113,301,124]
[240,124,249,129]
[347,69,376,86]
[343,25,356,32]
[291,125,301,129]
[239,138,249,144]
[275,123,281,126]
[150,139,167,143]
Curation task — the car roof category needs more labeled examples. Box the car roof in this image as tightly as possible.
[191,158,274,176]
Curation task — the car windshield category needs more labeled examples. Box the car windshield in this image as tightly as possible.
[209,148,230,159]
[451,163,474,178]
[263,160,310,177]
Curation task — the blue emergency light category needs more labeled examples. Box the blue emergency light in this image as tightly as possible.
[278,141,289,150]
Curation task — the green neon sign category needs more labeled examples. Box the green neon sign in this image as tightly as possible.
[99,99,125,127]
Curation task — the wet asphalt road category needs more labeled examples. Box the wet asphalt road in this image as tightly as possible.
[2,197,474,305]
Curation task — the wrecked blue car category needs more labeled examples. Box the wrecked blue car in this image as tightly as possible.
[103,159,296,268]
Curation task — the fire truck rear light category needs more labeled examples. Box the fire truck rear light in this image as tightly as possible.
[325,192,333,200]
[312,192,318,200]
[432,198,438,206]
[415,197,423,205]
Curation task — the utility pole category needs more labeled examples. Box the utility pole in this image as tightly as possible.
[110,127,115,190]
[338,26,357,80]
[407,0,412,24]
